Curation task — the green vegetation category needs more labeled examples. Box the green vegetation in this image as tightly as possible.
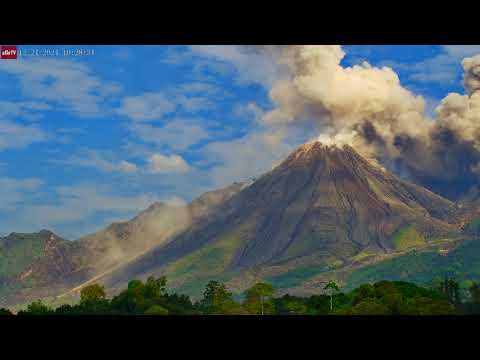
[0,233,47,278]
[282,233,323,259]
[345,237,480,291]
[199,280,246,314]
[0,308,13,316]
[164,230,244,298]
[391,226,426,250]
[267,264,328,289]
[144,305,168,315]
[243,282,275,315]
[324,280,340,311]
[3,276,475,316]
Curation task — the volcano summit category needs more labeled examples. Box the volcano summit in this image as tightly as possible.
[97,142,464,297]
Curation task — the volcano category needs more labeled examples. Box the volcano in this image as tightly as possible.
[1,142,471,305]
[98,142,463,296]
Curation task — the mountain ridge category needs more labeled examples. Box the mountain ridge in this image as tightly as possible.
[97,142,465,297]
[0,182,246,306]
[1,142,477,306]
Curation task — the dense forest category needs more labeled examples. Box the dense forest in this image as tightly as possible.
[1,276,480,316]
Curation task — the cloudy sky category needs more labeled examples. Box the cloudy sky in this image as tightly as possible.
[1,45,479,238]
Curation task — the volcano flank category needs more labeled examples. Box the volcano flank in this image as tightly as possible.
[1,142,473,305]
[97,142,463,296]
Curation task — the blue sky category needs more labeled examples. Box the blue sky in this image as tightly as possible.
[1,45,479,239]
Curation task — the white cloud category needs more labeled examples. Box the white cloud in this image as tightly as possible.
[117,92,176,121]
[0,119,49,151]
[0,101,52,121]
[442,45,480,59]
[117,160,138,173]
[406,54,460,84]
[147,153,191,174]
[176,95,215,112]
[0,58,121,117]
[175,82,222,95]
[129,119,210,151]
[15,183,160,235]
[233,102,265,123]
[387,45,480,86]
[117,90,215,122]
[188,45,280,87]
[0,177,45,211]
[53,150,138,174]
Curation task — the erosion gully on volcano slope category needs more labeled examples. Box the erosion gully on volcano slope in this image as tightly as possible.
[96,142,464,297]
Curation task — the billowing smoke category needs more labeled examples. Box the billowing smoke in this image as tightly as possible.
[253,46,480,201]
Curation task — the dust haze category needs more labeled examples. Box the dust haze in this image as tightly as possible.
[81,201,193,272]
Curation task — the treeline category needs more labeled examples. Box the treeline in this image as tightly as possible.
[1,276,480,315]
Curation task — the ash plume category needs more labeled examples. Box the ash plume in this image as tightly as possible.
[251,45,480,201]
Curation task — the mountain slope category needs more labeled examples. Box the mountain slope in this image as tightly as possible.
[78,182,246,271]
[0,230,90,306]
[101,142,463,297]
[0,182,246,306]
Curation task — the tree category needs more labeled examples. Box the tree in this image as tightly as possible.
[111,279,147,314]
[144,276,167,299]
[285,301,308,315]
[78,283,110,314]
[324,280,340,312]
[20,300,53,315]
[144,305,169,315]
[200,281,237,314]
[348,299,390,315]
[243,282,275,315]
[305,295,331,315]
[128,279,143,290]
[469,281,480,304]
[439,277,461,305]
[0,308,13,316]
[162,293,198,315]
[351,284,375,306]
[411,297,456,315]
[80,284,106,304]
[55,304,75,315]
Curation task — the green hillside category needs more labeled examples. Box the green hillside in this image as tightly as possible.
[391,225,426,250]
[164,229,246,298]
[0,232,49,279]
[345,237,480,291]
[266,264,329,289]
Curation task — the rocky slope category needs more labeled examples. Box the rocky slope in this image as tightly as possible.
[0,230,89,306]
[99,142,464,297]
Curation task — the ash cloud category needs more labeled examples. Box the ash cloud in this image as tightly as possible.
[251,46,480,201]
